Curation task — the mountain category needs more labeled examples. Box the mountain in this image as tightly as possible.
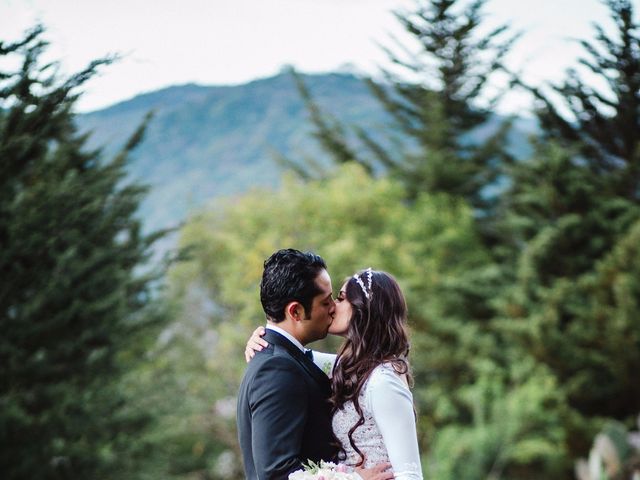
[78,71,537,234]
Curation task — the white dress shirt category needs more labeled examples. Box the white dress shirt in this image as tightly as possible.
[265,324,307,353]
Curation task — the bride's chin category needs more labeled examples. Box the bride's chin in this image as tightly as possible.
[328,327,346,337]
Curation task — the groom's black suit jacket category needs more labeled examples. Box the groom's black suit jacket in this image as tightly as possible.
[237,329,337,480]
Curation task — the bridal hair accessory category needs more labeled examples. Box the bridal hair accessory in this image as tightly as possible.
[353,268,373,299]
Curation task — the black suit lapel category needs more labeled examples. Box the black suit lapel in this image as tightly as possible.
[264,329,331,396]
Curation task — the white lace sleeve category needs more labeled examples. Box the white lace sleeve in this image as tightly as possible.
[310,351,337,377]
[366,367,423,479]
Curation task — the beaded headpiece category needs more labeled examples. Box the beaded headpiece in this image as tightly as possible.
[353,267,373,299]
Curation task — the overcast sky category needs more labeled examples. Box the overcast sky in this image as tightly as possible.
[1,0,614,113]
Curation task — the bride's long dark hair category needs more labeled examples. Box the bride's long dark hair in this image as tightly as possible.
[330,269,412,467]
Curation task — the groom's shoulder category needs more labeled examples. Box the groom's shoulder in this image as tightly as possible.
[248,344,307,381]
[245,348,306,391]
[252,343,299,369]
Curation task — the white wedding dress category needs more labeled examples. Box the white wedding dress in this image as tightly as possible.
[312,353,423,480]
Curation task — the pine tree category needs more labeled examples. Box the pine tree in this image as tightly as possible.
[524,0,640,200]
[497,0,640,463]
[0,27,166,479]
[287,0,517,216]
[365,0,517,207]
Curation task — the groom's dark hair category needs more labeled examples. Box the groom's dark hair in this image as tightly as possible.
[260,248,328,322]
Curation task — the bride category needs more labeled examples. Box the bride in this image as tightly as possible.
[247,268,423,480]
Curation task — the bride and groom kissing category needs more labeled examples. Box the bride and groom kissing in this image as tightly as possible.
[237,249,423,479]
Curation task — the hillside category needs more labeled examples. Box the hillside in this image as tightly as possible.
[78,71,536,233]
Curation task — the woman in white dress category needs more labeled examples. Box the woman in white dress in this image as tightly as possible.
[247,268,423,480]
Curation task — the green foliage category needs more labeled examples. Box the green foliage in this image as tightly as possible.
[495,137,640,474]
[0,26,167,479]
[495,0,640,470]
[428,360,568,480]
[172,163,487,333]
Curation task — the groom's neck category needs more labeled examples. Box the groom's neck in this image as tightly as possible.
[267,321,306,347]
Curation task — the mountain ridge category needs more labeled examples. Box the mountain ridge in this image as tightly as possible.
[77,72,536,233]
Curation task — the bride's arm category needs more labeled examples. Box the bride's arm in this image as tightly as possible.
[244,326,337,375]
[367,368,423,480]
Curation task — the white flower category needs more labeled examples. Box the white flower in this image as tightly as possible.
[289,461,357,480]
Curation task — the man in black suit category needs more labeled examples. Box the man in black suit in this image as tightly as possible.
[237,249,392,480]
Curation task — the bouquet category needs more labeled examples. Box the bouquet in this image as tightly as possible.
[289,460,357,479]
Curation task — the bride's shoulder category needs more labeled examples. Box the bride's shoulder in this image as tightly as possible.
[363,362,413,410]
[368,361,408,388]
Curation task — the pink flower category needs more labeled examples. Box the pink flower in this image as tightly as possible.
[336,464,348,473]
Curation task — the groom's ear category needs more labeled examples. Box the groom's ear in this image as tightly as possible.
[285,301,303,322]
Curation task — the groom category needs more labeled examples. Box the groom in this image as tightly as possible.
[236,249,391,480]
[237,249,337,479]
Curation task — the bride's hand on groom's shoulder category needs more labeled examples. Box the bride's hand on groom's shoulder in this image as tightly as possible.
[245,326,268,362]
[355,461,394,480]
